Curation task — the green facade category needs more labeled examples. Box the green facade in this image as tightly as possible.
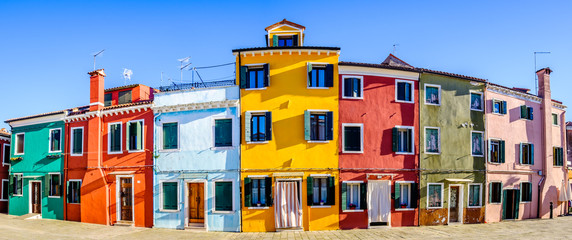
[419,72,485,225]
[9,120,65,220]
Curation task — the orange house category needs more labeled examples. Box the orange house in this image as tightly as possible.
[64,69,154,227]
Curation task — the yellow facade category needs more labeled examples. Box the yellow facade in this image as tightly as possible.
[267,25,304,47]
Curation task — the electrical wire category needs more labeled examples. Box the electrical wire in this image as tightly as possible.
[193,62,235,70]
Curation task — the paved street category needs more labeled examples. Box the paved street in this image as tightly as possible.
[1,214,571,240]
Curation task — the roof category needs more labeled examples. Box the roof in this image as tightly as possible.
[102,99,153,110]
[265,19,306,31]
[158,80,236,92]
[232,46,340,53]
[418,68,488,83]
[339,61,420,73]
[0,128,10,138]
[381,54,414,69]
[105,84,144,92]
[5,109,67,123]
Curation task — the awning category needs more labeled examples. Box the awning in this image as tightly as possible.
[445,178,473,182]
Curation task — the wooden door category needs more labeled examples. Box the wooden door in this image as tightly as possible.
[31,182,41,214]
[189,183,204,223]
[120,178,133,221]
[449,186,459,222]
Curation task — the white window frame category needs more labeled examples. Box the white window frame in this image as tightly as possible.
[488,138,502,164]
[212,179,235,214]
[467,183,482,208]
[108,122,123,154]
[424,126,440,155]
[0,179,8,201]
[471,130,485,157]
[341,75,364,99]
[126,119,145,153]
[48,128,63,153]
[13,173,23,196]
[67,179,82,204]
[48,172,61,198]
[2,143,10,166]
[552,113,559,126]
[345,182,362,212]
[491,99,504,115]
[395,79,414,103]
[396,181,415,211]
[395,125,415,155]
[212,116,235,150]
[470,91,484,112]
[160,121,180,151]
[70,127,84,156]
[159,180,180,212]
[307,62,330,89]
[424,84,441,106]
[244,63,268,90]
[427,183,444,209]
[520,181,532,203]
[14,133,24,155]
[342,123,364,154]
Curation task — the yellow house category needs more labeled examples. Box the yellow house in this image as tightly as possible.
[233,19,340,232]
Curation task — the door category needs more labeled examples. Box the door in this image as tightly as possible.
[368,180,391,226]
[31,182,41,214]
[449,186,459,223]
[189,183,204,223]
[119,178,133,221]
[274,181,302,229]
[503,189,520,220]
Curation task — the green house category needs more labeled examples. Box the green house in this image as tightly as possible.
[5,110,66,219]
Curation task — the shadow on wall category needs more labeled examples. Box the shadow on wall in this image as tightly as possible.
[542,185,559,217]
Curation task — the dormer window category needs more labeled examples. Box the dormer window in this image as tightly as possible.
[104,93,112,107]
[118,90,132,105]
[273,35,298,47]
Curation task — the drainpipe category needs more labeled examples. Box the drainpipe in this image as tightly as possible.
[63,118,69,221]
[152,112,161,227]
[538,175,544,218]
[237,50,243,233]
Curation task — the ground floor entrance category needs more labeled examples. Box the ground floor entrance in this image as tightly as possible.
[274,180,302,229]
[118,177,133,222]
[188,182,205,224]
[503,189,520,220]
[368,180,391,227]
[31,181,41,214]
[448,185,463,224]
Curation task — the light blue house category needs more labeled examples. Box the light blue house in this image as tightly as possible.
[152,80,241,232]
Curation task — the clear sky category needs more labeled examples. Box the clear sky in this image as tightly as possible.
[1,0,571,130]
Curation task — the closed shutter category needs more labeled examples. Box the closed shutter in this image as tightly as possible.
[215,119,232,147]
[163,123,178,149]
[244,178,252,207]
[73,129,82,154]
[292,35,298,46]
[515,189,520,219]
[265,112,272,141]
[215,182,232,211]
[392,127,398,152]
[265,34,269,47]
[307,177,314,206]
[489,182,493,203]
[394,182,401,209]
[499,140,505,163]
[325,64,334,87]
[327,176,335,205]
[520,105,527,119]
[307,63,313,87]
[265,177,273,206]
[163,182,177,210]
[304,110,311,141]
[272,35,278,47]
[263,64,269,87]
[360,183,367,210]
[410,183,418,208]
[502,101,507,114]
[118,90,132,104]
[326,111,334,141]
[239,66,248,89]
[9,175,13,195]
[244,112,252,142]
[502,189,507,219]
[341,182,347,210]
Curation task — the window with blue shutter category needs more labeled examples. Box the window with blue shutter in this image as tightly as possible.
[396,80,413,102]
[127,120,143,151]
[162,182,178,210]
[215,181,233,211]
[308,64,334,88]
[162,123,178,150]
[109,123,122,153]
[492,100,507,114]
[215,119,233,147]
[520,105,534,120]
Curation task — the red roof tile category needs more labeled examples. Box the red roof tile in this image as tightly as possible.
[265,19,306,31]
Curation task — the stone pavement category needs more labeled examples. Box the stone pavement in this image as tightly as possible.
[0,214,570,240]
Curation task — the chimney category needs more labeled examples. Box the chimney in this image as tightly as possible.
[536,67,552,99]
[88,69,106,111]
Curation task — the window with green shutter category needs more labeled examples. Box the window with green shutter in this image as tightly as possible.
[104,93,112,106]
[520,105,533,120]
[520,182,532,202]
[109,123,122,153]
[71,128,83,155]
[118,90,132,105]
[307,63,333,88]
[240,64,269,89]
[553,113,559,125]
[305,111,333,141]
[13,174,23,196]
[489,182,502,203]
[215,119,232,147]
[489,139,505,163]
[520,143,534,165]
[492,99,507,114]
[249,112,272,142]
[393,127,413,153]
[127,120,143,151]
[162,123,178,150]
[215,181,233,211]
[553,147,564,166]
[49,129,62,152]
[49,173,61,197]
[162,182,178,210]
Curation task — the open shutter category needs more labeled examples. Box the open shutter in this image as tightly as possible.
[307,177,314,206]
[9,175,13,195]
[502,189,507,219]
[499,140,505,163]
[292,35,298,46]
[244,112,252,142]
[307,63,313,87]
[272,35,278,47]
[520,105,527,119]
[515,189,520,219]
[67,182,72,203]
[265,177,273,206]
[341,182,347,210]
[263,64,269,87]
[136,121,143,150]
[77,183,81,203]
[488,183,493,203]
[394,182,401,209]
[58,175,62,197]
[325,64,334,87]
[304,110,311,141]
[240,66,248,89]
[560,148,564,166]
[45,174,50,196]
[327,176,335,205]
[265,112,272,141]
[528,107,533,120]
[519,143,523,164]
[410,183,418,208]
[326,111,334,141]
[502,101,507,114]
[360,183,367,210]
[530,144,534,165]
[392,127,398,152]
[243,178,252,207]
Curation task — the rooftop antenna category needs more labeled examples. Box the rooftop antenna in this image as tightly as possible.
[534,51,550,95]
[93,49,105,70]
[178,57,191,83]
[122,68,133,85]
[392,44,399,55]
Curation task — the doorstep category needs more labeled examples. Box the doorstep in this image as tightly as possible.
[114,221,133,227]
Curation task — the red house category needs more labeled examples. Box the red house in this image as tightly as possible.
[64,69,155,227]
[338,55,420,229]
[0,128,10,213]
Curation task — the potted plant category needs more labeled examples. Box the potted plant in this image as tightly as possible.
[10,157,22,162]
[320,200,325,206]
[256,201,261,207]
[46,154,61,159]
[349,203,356,210]
[401,203,407,208]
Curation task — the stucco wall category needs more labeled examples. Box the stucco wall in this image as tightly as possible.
[0,137,10,213]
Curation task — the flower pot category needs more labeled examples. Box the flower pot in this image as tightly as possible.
[257,203,261,207]
[320,202,324,206]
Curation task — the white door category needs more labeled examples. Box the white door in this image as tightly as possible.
[368,180,391,225]
[274,181,302,229]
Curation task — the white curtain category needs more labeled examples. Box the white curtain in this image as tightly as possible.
[274,181,302,229]
[368,181,391,223]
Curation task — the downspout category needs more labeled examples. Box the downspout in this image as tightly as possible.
[152,112,161,227]
[483,83,488,222]
[63,117,69,221]
[538,175,544,218]
[237,50,243,233]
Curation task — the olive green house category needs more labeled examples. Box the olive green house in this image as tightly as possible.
[5,110,66,220]
[418,69,486,226]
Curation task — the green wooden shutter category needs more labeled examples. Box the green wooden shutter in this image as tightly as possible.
[520,105,527,119]
[163,182,178,210]
[488,183,492,203]
[360,183,367,210]
[499,140,505,163]
[240,66,248,89]
[215,182,232,211]
[244,112,252,142]
[304,110,311,141]
[326,111,334,141]
[307,63,313,87]
[73,129,82,154]
[528,183,532,202]
[392,127,398,152]
[325,64,334,87]
[530,144,534,165]
[243,178,252,207]
[341,182,347,210]
[292,35,298,46]
[265,177,273,206]
[327,176,335,205]
[515,189,520,219]
[410,183,418,208]
[265,112,272,141]
[502,101,507,114]
[45,174,50,196]
[502,189,507,219]
[272,35,278,47]
[394,182,401,209]
[67,181,71,203]
[9,175,13,195]
[307,177,314,206]
[560,148,564,166]
[263,64,269,87]
[519,143,523,164]
[136,121,142,150]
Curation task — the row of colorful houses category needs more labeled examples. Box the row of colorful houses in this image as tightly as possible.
[2,20,571,232]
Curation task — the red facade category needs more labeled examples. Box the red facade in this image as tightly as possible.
[0,130,10,213]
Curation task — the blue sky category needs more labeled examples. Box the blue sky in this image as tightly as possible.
[1,0,571,130]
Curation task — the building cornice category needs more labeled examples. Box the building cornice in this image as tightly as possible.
[233,48,340,58]
[487,84,542,103]
[64,103,153,123]
[153,100,239,114]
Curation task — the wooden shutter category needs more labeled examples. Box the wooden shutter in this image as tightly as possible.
[239,66,248,89]
[304,110,311,141]
[392,127,398,152]
[265,34,269,47]
[292,35,298,46]
[136,121,142,150]
[243,178,252,207]
[326,111,334,141]
[265,177,273,206]
[530,144,534,165]
[515,189,520,219]
[66,181,71,203]
[502,101,507,114]
[341,182,347,210]
[9,175,13,195]
[215,182,232,211]
[307,63,313,87]
[327,176,335,205]
[528,107,533,120]
[73,129,82,154]
[499,140,505,163]
[394,182,401,209]
[560,148,564,166]
[265,112,272,141]
[520,105,527,119]
[360,183,367,210]
[272,35,278,47]
[244,112,252,142]
[163,182,177,210]
[325,64,334,87]
[77,182,81,203]
[263,64,269,87]
[519,143,523,164]
[488,183,492,203]
[306,177,313,206]
[528,183,532,202]
[410,183,418,208]
[45,174,50,196]
[502,189,507,219]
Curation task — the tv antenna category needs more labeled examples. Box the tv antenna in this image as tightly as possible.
[534,51,550,95]
[178,57,191,83]
[392,44,399,55]
[92,49,105,70]
[122,68,133,85]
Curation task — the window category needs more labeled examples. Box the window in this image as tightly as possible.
[118,90,132,105]
[12,174,23,196]
[489,139,505,163]
[427,183,443,208]
[108,123,122,153]
[70,127,83,155]
[307,63,334,88]
[492,99,507,114]
[245,177,272,207]
[425,84,440,105]
[308,176,334,206]
[520,105,533,120]
[471,131,484,156]
[162,122,178,150]
[49,129,62,153]
[2,144,9,165]
[15,133,24,155]
[346,183,361,209]
[470,92,483,111]
[392,126,413,154]
[214,118,232,147]
[342,124,363,153]
[425,127,440,154]
[396,80,413,103]
[67,180,81,204]
[553,113,558,125]
[394,182,417,209]
[1,179,8,201]
[239,64,269,89]
[553,147,564,166]
[343,77,362,98]
[247,112,272,142]
[215,181,233,212]
[104,93,112,107]
[521,182,532,202]
[489,182,502,203]
[49,173,61,197]
[468,184,481,207]
[161,182,178,211]
[272,34,298,47]
[520,143,534,165]
[304,111,333,141]
[127,120,143,152]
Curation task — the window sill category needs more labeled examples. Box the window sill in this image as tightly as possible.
[310,205,331,208]
[342,150,363,154]
[470,109,484,112]
[307,87,330,90]
[127,150,145,153]
[0,199,7,202]
[426,207,443,209]
[424,102,440,106]
[248,207,269,210]
[107,151,123,155]
[159,149,180,153]
[211,146,234,150]
[395,100,414,104]
[68,202,80,205]
[488,162,502,165]
[212,210,235,214]
[520,201,532,204]
[48,151,63,154]
[244,88,267,91]
[69,154,84,157]
[489,202,502,205]
[471,154,484,157]
[159,209,180,213]
[395,152,414,155]
[425,151,440,155]
[13,194,23,197]
[395,208,415,211]
[308,140,330,143]
[467,206,482,209]
[554,166,564,168]
[491,112,505,116]
[48,196,61,199]
[342,209,364,213]
[2,163,10,167]
[246,141,268,145]
[342,96,363,100]
[14,153,24,156]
